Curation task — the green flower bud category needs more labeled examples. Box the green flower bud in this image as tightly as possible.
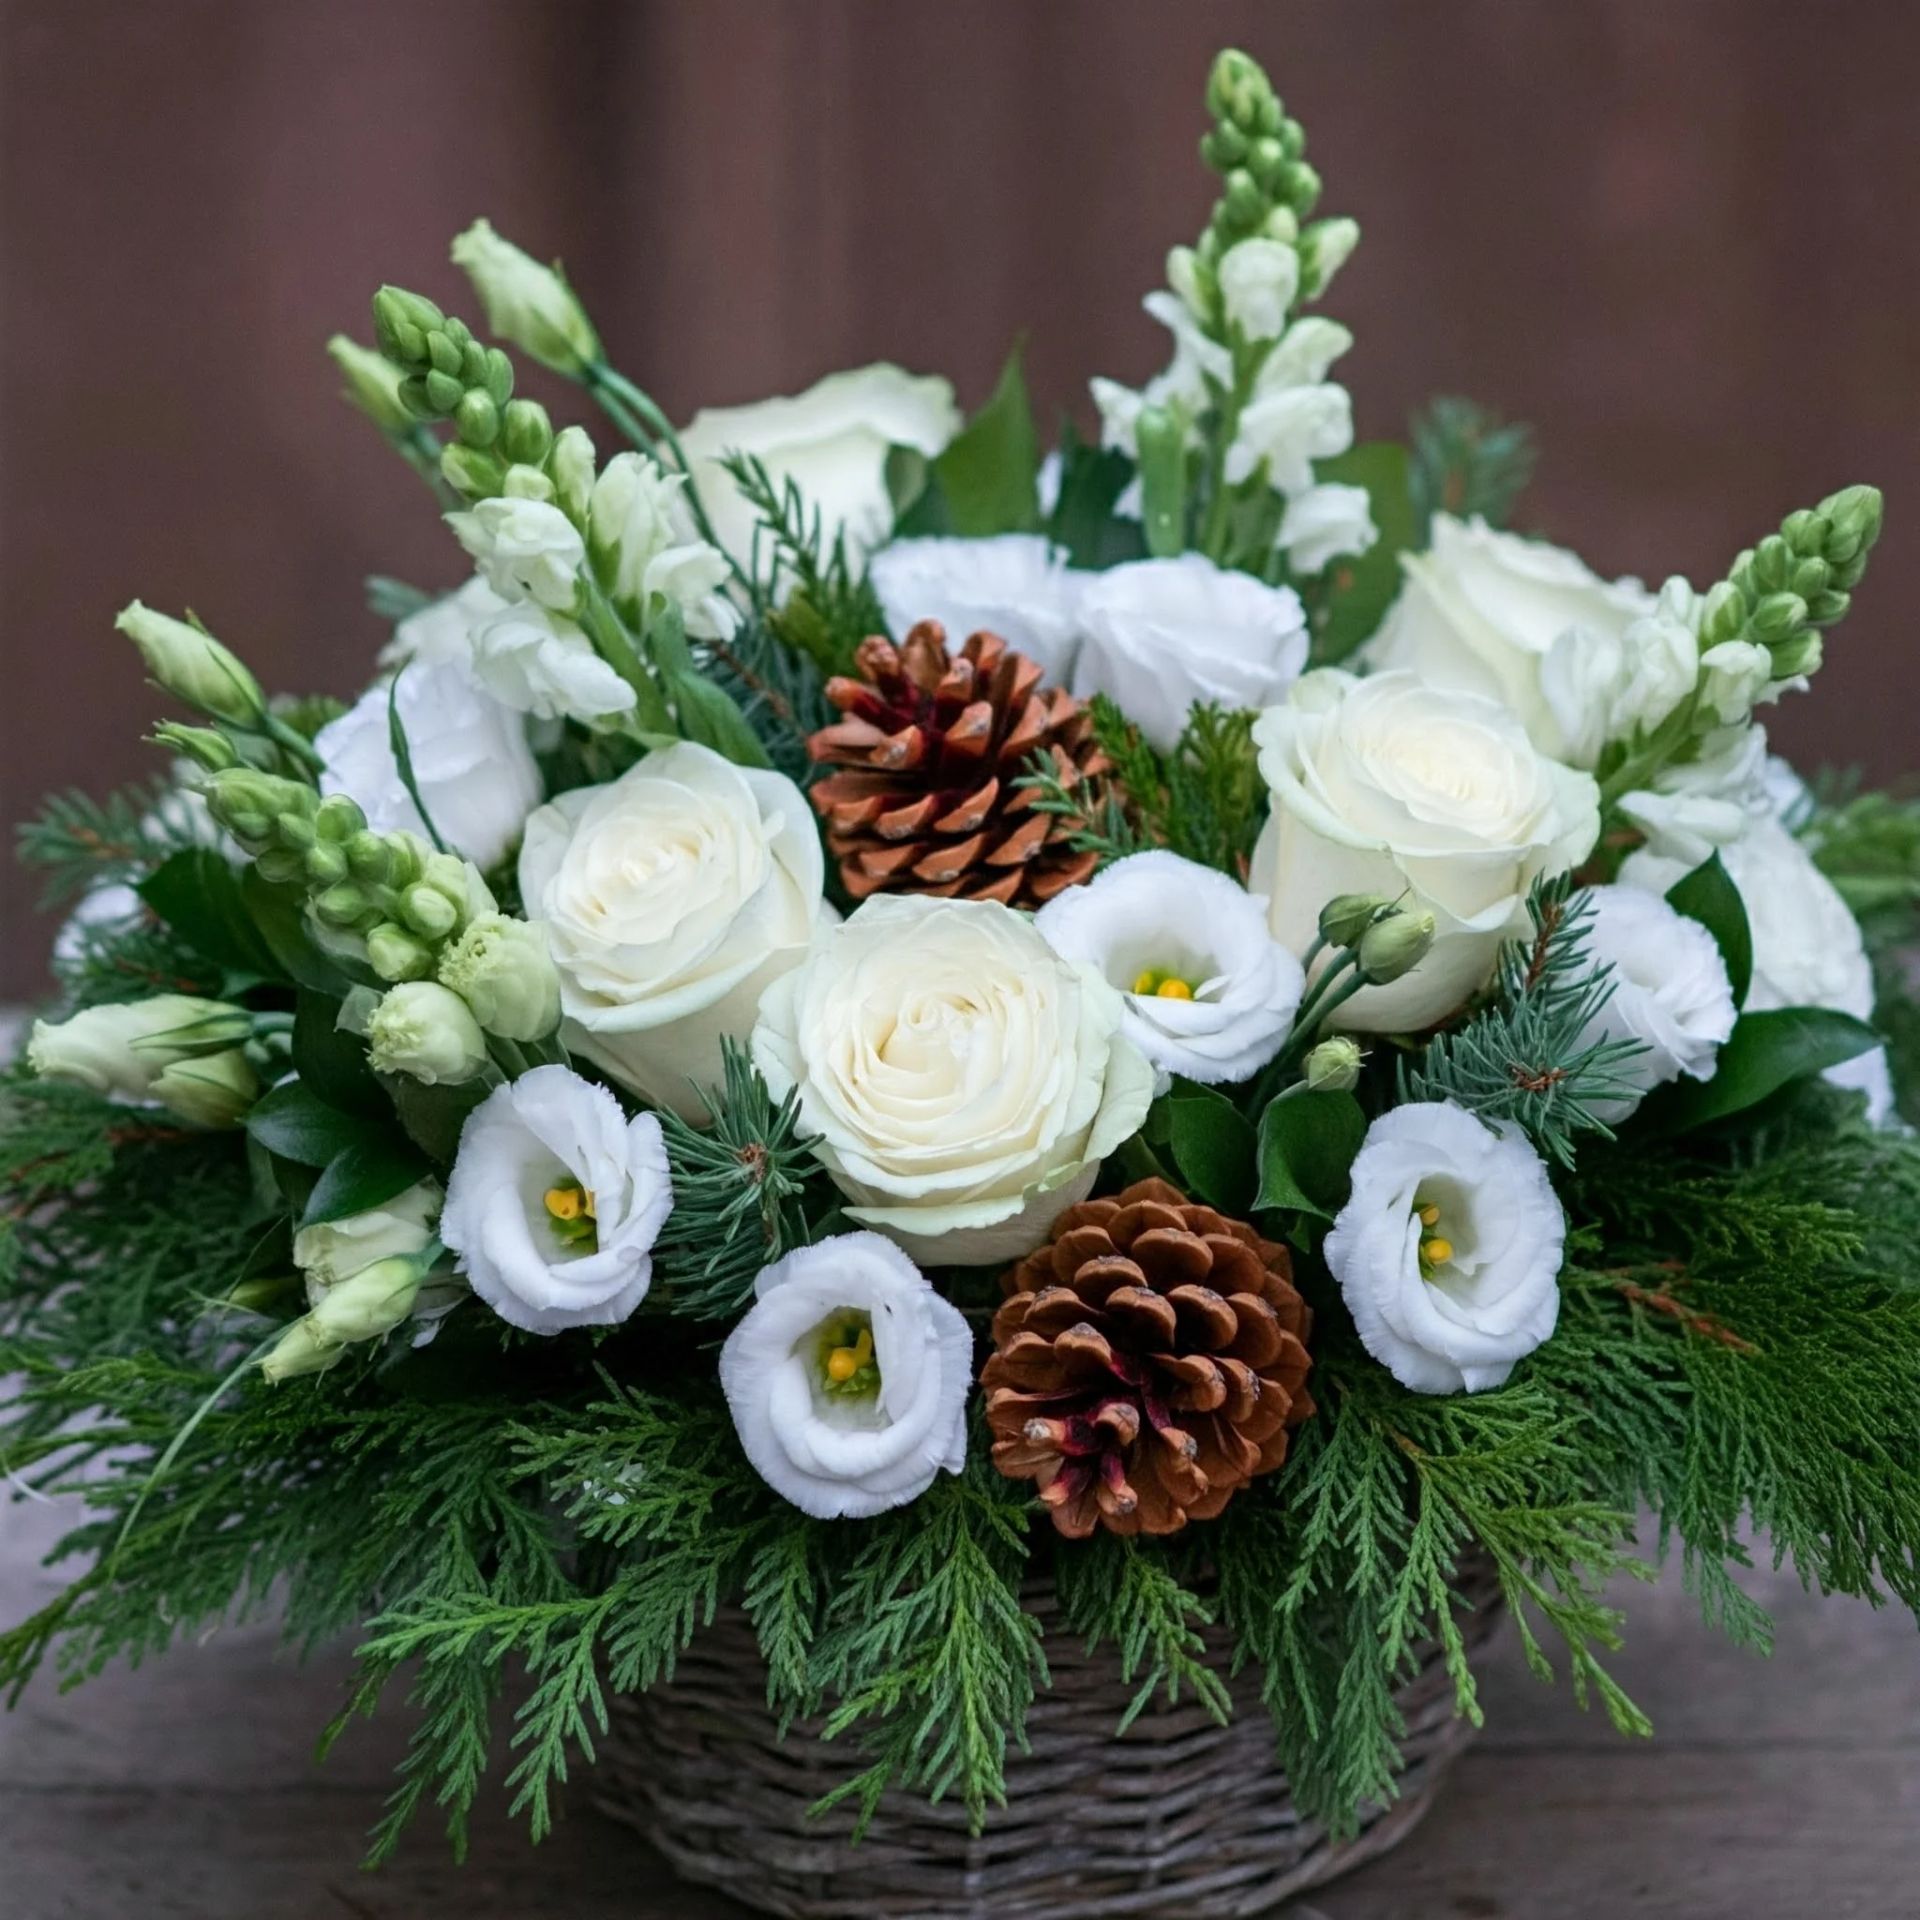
[1135,405,1189,560]
[422,851,487,912]
[304,842,349,887]
[1789,556,1830,601]
[276,809,317,851]
[1804,587,1851,626]
[397,373,436,421]
[1207,49,1272,131]
[366,981,489,1085]
[1698,579,1746,646]
[426,329,465,378]
[254,847,307,885]
[308,1254,428,1345]
[327,334,413,435]
[550,425,597,525]
[1222,167,1265,228]
[482,346,514,408]
[1299,216,1360,297]
[149,721,238,772]
[203,767,312,846]
[1200,124,1247,171]
[1781,507,1825,556]
[313,880,374,928]
[450,218,602,377]
[501,398,555,468]
[453,387,501,449]
[372,286,446,367]
[151,1047,258,1128]
[1768,633,1823,680]
[367,921,435,983]
[1303,1035,1364,1093]
[117,601,267,727]
[226,1274,301,1316]
[1357,907,1437,985]
[27,996,251,1101]
[399,883,460,942]
[1318,891,1396,950]
[1750,591,1807,643]
[1278,158,1321,216]
[438,913,562,1041]
[346,830,397,883]
[441,442,506,500]
[312,793,367,842]
[260,1316,348,1385]
[423,368,466,415]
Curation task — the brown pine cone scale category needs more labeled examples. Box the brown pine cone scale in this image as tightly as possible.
[982,1179,1314,1538]
[807,621,1107,909]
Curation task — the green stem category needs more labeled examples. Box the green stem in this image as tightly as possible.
[576,579,675,737]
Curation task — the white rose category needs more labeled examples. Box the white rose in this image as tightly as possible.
[446,496,585,612]
[751,895,1156,1265]
[293,1181,440,1300]
[868,535,1084,683]
[677,364,960,574]
[1366,516,1657,763]
[719,1233,972,1520]
[316,658,541,872]
[1249,670,1600,1031]
[1072,555,1309,753]
[587,452,738,641]
[449,218,600,377]
[519,742,829,1119]
[468,598,637,726]
[1277,482,1377,575]
[1325,1100,1565,1394]
[441,1064,673,1334]
[1539,575,1701,768]
[1575,885,1736,1120]
[1034,850,1304,1086]
[1219,236,1300,340]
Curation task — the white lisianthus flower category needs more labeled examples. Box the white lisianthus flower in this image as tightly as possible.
[1277,482,1378,575]
[366,981,489,1085]
[450,218,601,377]
[677,364,960,575]
[1072,555,1309,753]
[468,598,637,726]
[1249,670,1600,1031]
[1366,515,1659,764]
[441,1065,673,1335]
[1575,885,1736,1120]
[868,535,1084,683]
[316,658,541,872]
[1034,851,1304,1087]
[293,1181,440,1299]
[1218,236,1300,340]
[587,452,739,641]
[1326,1100,1566,1394]
[519,742,829,1119]
[1538,576,1701,769]
[719,1233,972,1520]
[1616,722,1770,869]
[446,496,585,612]
[752,895,1156,1265]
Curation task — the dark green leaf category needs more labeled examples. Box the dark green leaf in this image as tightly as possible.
[387,668,448,853]
[139,848,281,981]
[384,1072,491,1164]
[1308,441,1416,666]
[241,867,354,995]
[301,1137,433,1229]
[930,343,1040,538]
[648,601,772,770]
[292,990,386,1116]
[1046,423,1146,570]
[244,1080,366,1168]
[1641,1007,1879,1134]
[1255,1090,1367,1219]
[1665,853,1753,1008]
[1164,1084,1258,1215]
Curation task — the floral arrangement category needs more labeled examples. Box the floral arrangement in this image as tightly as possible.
[6,46,1920,1865]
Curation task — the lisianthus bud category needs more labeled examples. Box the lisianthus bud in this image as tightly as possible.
[366,981,489,1085]
[116,602,267,728]
[260,1316,348,1385]
[308,1255,427,1344]
[150,721,238,773]
[327,334,413,435]
[1318,891,1395,950]
[437,914,562,1041]
[450,218,602,377]
[27,996,252,1102]
[150,1048,259,1128]
[1304,1035,1364,1092]
[1356,907,1438,986]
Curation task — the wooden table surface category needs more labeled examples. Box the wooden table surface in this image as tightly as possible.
[2,1488,1916,1920]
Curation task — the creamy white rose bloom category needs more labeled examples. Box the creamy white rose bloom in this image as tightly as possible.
[1575,885,1736,1120]
[1035,851,1304,1087]
[316,658,541,872]
[752,895,1156,1265]
[520,742,828,1119]
[1326,1100,1566,1394]
[293,1181,440,1298]
[441,1065,673,1335]
[1072,555,1309,753]
[1616,722,1770,868]
[868,534,1083,682]
[1249,670,1600,1031]
[450,218,601,377]
[1367,516,1658,763]
[587,452,739,641]
[1219,236,1300,340]
[677,364,960,574]
[446,496,585,612]
[719,1233,972,1520]
[1277,482,1378,575]
[468,598,636,726]
[1539,576,1700,768]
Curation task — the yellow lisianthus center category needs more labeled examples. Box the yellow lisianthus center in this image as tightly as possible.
[1413,1198,1453,1275]
[544,1177,599,1253]
[1130,967,1198,1001]
[813,1310,882,1398]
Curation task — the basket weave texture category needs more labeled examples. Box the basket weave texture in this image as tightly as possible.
[595,1553,1504,1919]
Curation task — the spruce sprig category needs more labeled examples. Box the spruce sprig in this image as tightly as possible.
[16,781,212,907]
[1408,396,1537,535]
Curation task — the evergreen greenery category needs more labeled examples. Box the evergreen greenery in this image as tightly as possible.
[1408,396,1537,536]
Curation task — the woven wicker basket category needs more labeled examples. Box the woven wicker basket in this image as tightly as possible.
[595,1553,1504,1919]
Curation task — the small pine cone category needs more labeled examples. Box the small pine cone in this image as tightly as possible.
[981,1178,1314,1538]
[806,621,1108,910]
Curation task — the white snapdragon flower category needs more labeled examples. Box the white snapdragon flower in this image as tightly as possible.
[1089,287,1233,481]
[450,218,601,377]
[446,496,585,612]
[1277,482,1378,575]
[719,1234,972,1520]
[1072,555,1309,752]
[587,452,738,641]
[1225,381,1353,498]
[1034,851,1304,1087]
[441,1065,673,1335]
[519,742,829,1119]
[1575,886,1736,1120]
[1218,236,1300,340]
[677,364,960,574]
[1616,723,1771,869]
[1249,670,1599,1030]
[1325,1101,1566,1394]
[752,895,1156,1265]
[468,598,637,726]
[868,535,1084,684]
[316,658,541,872]
[1539,576,1701,768]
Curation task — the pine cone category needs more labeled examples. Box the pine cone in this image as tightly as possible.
[982,1178,1314,1538]
[806,621,1107,909]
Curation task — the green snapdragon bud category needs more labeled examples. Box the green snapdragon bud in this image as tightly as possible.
[1318,892,1396,950]
[1304,1035,1364,1093]
[438,913,562,1041]
[372,286,447,367]
[117,602,267,728]
[150,1047,259,1128]
[501,398,555,468]
[549,425,597,526]
[367,921,435,983]
[450,218,602,377]
[203,767,315,850]
[1357,908,1437,985]
[327,334,414,435]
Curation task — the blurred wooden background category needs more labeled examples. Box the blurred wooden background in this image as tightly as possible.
[2,0,1916,998]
